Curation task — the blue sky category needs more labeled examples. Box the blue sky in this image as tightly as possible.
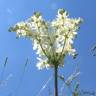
[0,0,96,96]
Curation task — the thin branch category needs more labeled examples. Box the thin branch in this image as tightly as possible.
[36,75,53,96]
[13,58,29,96]
[0,57,8,80]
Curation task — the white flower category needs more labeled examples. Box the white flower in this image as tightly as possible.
[36,57,51,70]
[9,9,83,70]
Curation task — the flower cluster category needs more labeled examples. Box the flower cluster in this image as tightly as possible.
[9,9,83,70]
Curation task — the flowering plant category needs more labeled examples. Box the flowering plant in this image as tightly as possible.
[9,9,82,70]
[9,8,83,96]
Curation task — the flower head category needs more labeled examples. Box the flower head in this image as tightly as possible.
[9,9,83,70]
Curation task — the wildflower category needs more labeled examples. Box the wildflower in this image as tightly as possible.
[9,9,83,70]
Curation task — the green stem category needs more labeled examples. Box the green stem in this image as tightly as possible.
[57,31,70,62]
[54,65,58,96]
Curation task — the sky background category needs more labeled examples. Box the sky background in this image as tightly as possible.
[0,0,96,96]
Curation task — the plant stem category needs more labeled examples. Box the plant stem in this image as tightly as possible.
[54,65,58,96]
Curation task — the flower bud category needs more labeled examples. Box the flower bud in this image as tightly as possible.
[58,9,65,15]
[34,12,41,18]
